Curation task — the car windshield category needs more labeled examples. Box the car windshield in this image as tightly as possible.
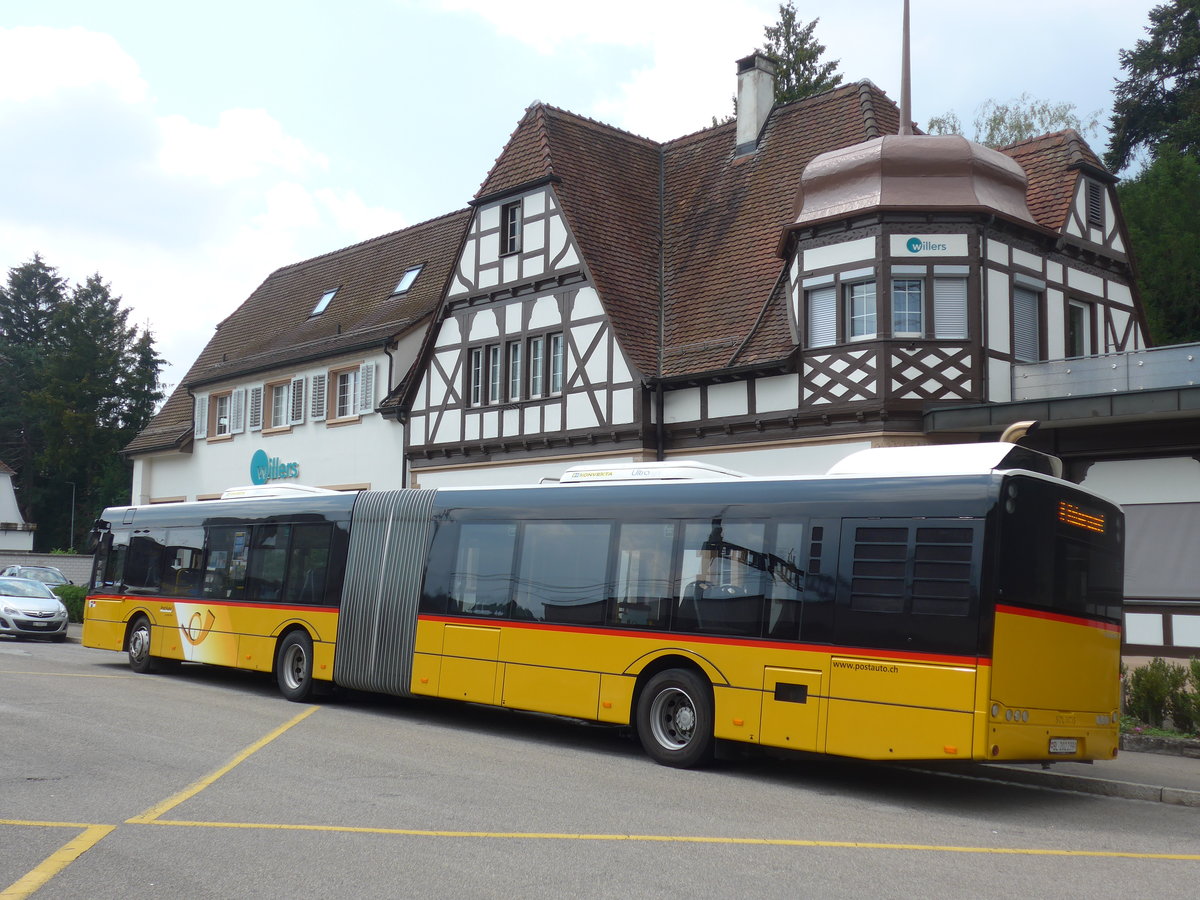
[0,577,58,599]
[18,568,67,584]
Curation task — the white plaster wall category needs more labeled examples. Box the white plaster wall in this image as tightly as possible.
[141,411,406,501]
[1067,267,1104,297]
[0,474,24,522]
[755,373,800,412]
[802,237,875,272]
[986,269,1011,355]
[986,239,1009,266]
[664,388,702,423]
[707,381,749,418]
[1046,288,1065,359]
[988,358,1012,403]
[1080,457,1200,505]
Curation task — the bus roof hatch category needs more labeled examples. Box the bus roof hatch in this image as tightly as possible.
[557,460,749,485]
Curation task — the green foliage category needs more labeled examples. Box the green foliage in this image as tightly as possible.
[759,3,842,105]
[1105,0,1200,172]
[1126,657,1196,732]
[0,255,164,552]
[925,93,1101,148]
[1117,153,1200,345]
[52,584,87,623]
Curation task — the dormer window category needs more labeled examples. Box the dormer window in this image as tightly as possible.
[501,201,522,255]
[392,265,423,295]
[311,288,338,317]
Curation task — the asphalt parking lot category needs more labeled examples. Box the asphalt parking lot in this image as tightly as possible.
[3,639,1199,899]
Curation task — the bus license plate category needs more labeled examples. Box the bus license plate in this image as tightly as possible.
[1049,738,1078,754]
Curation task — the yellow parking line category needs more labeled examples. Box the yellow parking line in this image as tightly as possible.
[1,824,114,899]
[0,671,134,679]
[126,705,319,824]
[135,820,1200,862]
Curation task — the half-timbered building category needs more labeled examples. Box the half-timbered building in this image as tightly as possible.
[392,54,1147,487]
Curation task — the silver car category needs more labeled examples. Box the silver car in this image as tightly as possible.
[1,564,71,586]
[0,577,69,641]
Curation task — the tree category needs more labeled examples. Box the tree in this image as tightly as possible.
[0,258,163,550]
[926,93,1101,148]
[1105,0,1200,173]
[1118,153,1200,345]
[0,255,67,515]
[760,3,842,104]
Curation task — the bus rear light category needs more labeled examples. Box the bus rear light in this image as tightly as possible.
[991,703,1000,717]
[991,744,1000,757]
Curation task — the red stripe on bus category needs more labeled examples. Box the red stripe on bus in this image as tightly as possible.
[995,603,1121,633]
[87,593,334,615]
[418,614,988,667]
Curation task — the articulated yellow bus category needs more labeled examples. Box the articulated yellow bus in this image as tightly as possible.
[84,440,1123,768]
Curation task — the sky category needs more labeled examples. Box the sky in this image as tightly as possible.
[0,0,1162,394]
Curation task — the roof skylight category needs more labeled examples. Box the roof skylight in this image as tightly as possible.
[311,288,338,317]
[392,265,423,295]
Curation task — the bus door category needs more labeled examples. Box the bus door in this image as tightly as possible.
[826,518,982,759]
[436,521,515,705]
[758,519,836,753]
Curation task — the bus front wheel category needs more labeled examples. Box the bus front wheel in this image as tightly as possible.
[636,669,714,768]
[127,616,156,674]
[276,631,314,701]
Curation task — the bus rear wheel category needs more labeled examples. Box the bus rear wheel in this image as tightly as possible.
[276,631,314,701]
[636,669,714,768]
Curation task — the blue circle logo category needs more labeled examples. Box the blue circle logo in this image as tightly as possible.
[907,237,923,253]
[250,449,268,485]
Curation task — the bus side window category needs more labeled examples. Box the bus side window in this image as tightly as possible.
[611,523,675,628]
[284,523,334,606]
[766,522,806,640]
[515,521,611,624]
[676,520,767,637]
[451,523,517,617]
[247,525,290,602]
[125,535,165,595]
[203,526,249,600]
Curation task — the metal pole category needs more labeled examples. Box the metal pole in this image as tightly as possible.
[65,481,75,552]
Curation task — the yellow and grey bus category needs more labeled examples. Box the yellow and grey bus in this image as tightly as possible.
[84,440,1123,768]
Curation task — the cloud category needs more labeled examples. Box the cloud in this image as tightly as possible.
[0,25,407,392]
[0,26,147,104]
[159,109,329,184]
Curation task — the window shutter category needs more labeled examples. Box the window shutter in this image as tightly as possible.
[807,286,836,348]
[933,278,968,339]
[311,373,327,422]
[290,376,306,425]
[229,388,246,434]
[193,394,208,439]
[248,386,263,432]
[1013,287,1040,362]
[357,363,376,415]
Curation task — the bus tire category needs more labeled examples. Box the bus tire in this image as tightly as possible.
[276,630,314,702]
[127,616,157,674]
[636,668,714,768]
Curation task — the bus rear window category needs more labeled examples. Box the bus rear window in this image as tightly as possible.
[998,477,1123,622]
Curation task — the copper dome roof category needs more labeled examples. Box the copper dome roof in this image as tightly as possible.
[790,133,1039,231]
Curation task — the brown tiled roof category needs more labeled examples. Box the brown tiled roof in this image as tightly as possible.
[1000,129,1110,233]
[661,82,900,377]
[125,209,471,455]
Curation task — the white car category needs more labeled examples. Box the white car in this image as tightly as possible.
[0,577,69,642]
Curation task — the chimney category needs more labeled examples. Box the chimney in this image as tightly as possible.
[735,52,776,156]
